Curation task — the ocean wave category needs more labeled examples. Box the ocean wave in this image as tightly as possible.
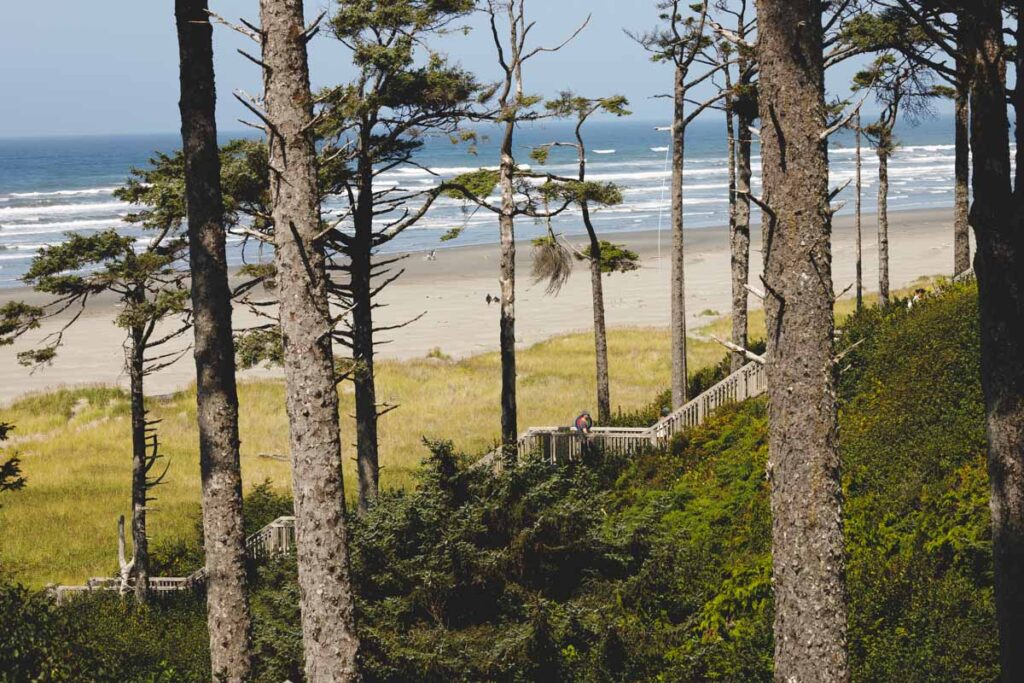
[0,218,123,235]
[0,200,127,219]
[6,186,118,199]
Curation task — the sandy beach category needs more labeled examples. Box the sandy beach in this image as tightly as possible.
[0,207,967,404]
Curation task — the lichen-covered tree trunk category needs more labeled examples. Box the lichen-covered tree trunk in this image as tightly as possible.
[964,3,1024,678]
[670,63,689,408]
[855,110,863,311]
[728,90,752,373]
[174,1,252,677]
[499,119,518,462]
[128,333,149,604]
[583,204,611,424]
[726,85,740,372]
[953,38,971,277]
[755,1,850,680]
[260,0,361,679]
[877,146,890,304]
[735,103,754,363]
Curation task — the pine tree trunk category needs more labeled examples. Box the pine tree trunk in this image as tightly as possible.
[965,4,1024,679]
[855,111,863,311]
[260,0,361,678]
[351,187,379,514]
[735,101,754,363]
[670,63,689,408]
[174,1,252,677]
[583,205,611,424]
[499,118,518,462]
[877,145,890,304]
[954,39,971,277]
[128,332,149,604]
[726,83,739,372]
[727,85,750,373]
[755,1,850,680]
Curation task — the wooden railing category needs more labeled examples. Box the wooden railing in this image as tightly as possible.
[481,362,768,467]
[52,516,297,603]
[187,516,296,587]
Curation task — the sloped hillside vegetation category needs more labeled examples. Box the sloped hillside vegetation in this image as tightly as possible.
[0,283,997,682]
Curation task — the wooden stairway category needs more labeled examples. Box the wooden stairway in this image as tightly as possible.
[479,361,767,467]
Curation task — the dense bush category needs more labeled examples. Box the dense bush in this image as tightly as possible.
[838,282,997,681]
[0,283,998,681]
[0,583,208,682]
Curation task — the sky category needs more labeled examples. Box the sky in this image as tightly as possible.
[0,1,917,138]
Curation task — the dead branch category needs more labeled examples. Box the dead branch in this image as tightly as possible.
[711,335,765,364]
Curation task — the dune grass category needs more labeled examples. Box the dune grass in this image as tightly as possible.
[0,328,727,587]
[0,278,939,588]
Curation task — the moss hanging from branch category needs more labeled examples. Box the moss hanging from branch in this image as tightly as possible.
[531,234,573,295]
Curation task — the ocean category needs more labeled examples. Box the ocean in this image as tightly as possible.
[0,116,961,289]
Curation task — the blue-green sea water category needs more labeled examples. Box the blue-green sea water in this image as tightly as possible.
[0,117,961,288]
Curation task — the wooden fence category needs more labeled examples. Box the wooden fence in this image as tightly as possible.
[482,362,767,467]
[52,516,297,603]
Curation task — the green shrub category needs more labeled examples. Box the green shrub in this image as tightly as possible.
[839,281,997,682]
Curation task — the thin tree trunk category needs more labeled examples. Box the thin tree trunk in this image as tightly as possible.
[855,110,863,311]
[877,144,890,304]
[499,117,518,462]
[583,206,611,424]
[260,0,361,679]
[755,1,850,680]
[965,3,1024,679]
[128,332,149,604]
[351,171,379,514]
[572,124,611,424]
[735,99,754,359]
[174,1,252,677]
[670,63,689,408]
[954,37,971,277]
[726,75,739,372]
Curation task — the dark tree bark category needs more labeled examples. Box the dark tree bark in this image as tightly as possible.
[963,3,1024,679]
[499,115,518,461]
[670,63,689,407]
[953,32,971,276]
[174,1,253,678]
[260,0,361,679]
[585,225,611,424]
[351,149,380,514]
[755,1,850,680]
[128,330,149,604]
[877,140,891,304]
[567,116,612,424]
[855,110,863,311]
